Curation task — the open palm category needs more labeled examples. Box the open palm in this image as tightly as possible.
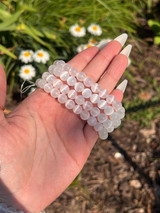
[0,39,129,213]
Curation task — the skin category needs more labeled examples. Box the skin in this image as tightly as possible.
[0,40,128,213]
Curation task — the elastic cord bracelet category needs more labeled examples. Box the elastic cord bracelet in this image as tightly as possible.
[36,60,125,140]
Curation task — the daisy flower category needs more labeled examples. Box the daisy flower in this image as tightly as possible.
[19,65,36,81]
[33,49,50,64]
[19,50,34,63]
[97,38,112,49]
[88,38,98,45]
[87,24,102,36]
[76,43,95,53]
[69,24,86,37]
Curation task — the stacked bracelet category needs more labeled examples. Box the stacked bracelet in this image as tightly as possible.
[36,60,125,140]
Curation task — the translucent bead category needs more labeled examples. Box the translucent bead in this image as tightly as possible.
[109,112,119,121]
[50,88,60,98]
[44,83,52,93]
[65,99,75,109]
[76,72,86,81]
[90,107,100,117]
[83,101,93,111]
[67,76,77,86]
[117,107,125,114]
[99,89,108,99]
[53,60,59,65]
[74,82,84,92]
[98,100,107,109]
[97,113,107,123]
[112,119,121,128]
[91,83,100,93]
[53,67,62,77]
[56,60,65,67]
[82,88,92,99]
[118,112,125,119]
[63,63,71,72]
[113,100,122,111]
[46,74,55,84]
[60,84,69,94]
[73,105,82,114]
[104,106,114,115]
[94,122,103,132]
[98,128,108,140]
[107,125,114,133]
[106,94,115,104]
[68,90,77,99]
[35,78,41,87]
[90,94,100,104]
[69,67,78,76]
[60,71,69,81]
[42,72,50,80]
[75,95,85,105]
[53,79,63,88]
[48,65,56,73]
[84,77,94,87]
[87,116,97,126]
[58,94,67,104]
[80,111,90,120]
[103,119,112,129]
[38,79,46,88]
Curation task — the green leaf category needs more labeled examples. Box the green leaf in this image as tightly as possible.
[0,45,17,59]
[148,20,160,28]
[0,8,11,20]
[154,36,160,45]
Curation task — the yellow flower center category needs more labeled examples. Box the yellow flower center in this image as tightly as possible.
[87,44,93,48]
[75,27,81,32]
[90,39,97,44]
[24,52,30,57]
[24,69,30,74]
[92,26,98,31]
[38,52,44,57]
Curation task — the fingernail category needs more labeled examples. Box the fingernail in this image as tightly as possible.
[116,79,128,93]
[120,44,132,57]
[114,33,128,46]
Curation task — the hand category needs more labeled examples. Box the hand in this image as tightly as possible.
[0,36,130,213]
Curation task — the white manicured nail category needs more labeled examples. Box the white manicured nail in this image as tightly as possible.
[120,44,132,57]
[116,79,128,93]
[114,33,128,46]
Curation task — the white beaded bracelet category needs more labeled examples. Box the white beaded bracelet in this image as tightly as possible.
[36,60,125,140]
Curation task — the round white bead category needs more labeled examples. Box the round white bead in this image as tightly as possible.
[50,88,60,98]
[75,95,85,105]
[67,76,77,86]
[58,94,67,104]
[82,88,92,99]
[69,67,78,76]
[63,63,71,72]
[53,67,62,77]
[98,128,108,140]
[103,119,112,129]
[80,111,90,120]
[44,83,52,93]
[94,122,103,132]
[110,112,119,121]
[60,71,69,81]
[99,89,108,98]
[68,90,77,99]
[90,107,100,117]
[53,79,63,88]
[106,94,115,104]
[90,94,100,104]
[74,82,84,92]
[60,84,69,94]
[73,105,82,114]
[46,74,55,84]
[84,77,94,87]
[113,100,122,111]
[87,116,97,126]
[98,100,107,109]
[42,72,50,80]
[104,106,114,115]
[53,60,59,65]
[107,125,114,133]
[113,119,121,128]
[48,65,56,73]
[38,79,46,88]
[83,101,93,111]
[35,78,41,87]
[76,72,86,81]
[118,112,125,119]
[97,113,107,123]
[56,60,65,67]
[117,107,125,114]
[65,99,75,109]
[91,83,100,93]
